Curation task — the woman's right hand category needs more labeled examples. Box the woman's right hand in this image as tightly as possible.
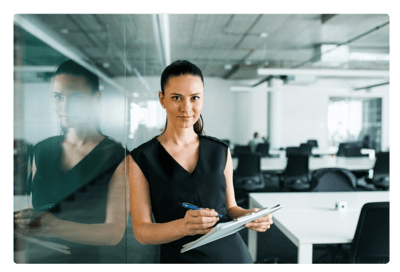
[181,208,219,236]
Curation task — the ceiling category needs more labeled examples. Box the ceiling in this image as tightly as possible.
[14,14,389,84]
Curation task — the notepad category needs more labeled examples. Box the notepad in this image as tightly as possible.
[181,204,284,253]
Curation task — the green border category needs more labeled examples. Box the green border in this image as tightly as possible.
[0,0,400,271]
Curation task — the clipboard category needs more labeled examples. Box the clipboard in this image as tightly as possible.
[181,204,284,253]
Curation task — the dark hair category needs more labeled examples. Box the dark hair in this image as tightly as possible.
[53,60,102,135]
[160,60,205,135]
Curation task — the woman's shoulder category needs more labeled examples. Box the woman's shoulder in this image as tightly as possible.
[129,137,159,159]
[199,134,229,148]
[34,135,64,150]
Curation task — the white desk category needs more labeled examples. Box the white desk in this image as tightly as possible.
[248,191,389,263]
[232,157,376,172]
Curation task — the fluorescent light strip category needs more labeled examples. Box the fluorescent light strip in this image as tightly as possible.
[257,68,389,78]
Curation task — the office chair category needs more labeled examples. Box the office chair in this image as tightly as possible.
[366,152,389,190]
[281,154,310,191]
[316,202,389,263]
[306,139,318,148]
[233,153,265,206]
[348,202,389,263]
[232,145,251,158]
[337,142,358,157]
[255,143,270,157]
[299,143,312,156]
[309,168,357,192]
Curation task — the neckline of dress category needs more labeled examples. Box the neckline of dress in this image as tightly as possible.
[155,135,202,175]
[58,136,108,174]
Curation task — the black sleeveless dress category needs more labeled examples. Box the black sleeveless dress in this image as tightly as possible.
[130,135,253,263]
[29,135,127,263]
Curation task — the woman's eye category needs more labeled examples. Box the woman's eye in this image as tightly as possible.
[53,94,62,101]
[172,96,181,101]
[192,96,200,101]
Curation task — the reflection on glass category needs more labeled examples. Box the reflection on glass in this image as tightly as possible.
[14,60,128,263]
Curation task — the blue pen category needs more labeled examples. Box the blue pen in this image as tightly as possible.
[178,202,225,219]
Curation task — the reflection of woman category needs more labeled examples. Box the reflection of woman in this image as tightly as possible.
[14,60,128,263]
[129,60,273,263]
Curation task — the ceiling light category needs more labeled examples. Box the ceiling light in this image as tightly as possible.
[245,60,252,65]
[349,52,389,61]
[129,134,134,139]
[102,62,110,68]
[257,68,389,78]
[224,64,232,70]
[260,32,268,38]
[132,92,139,98]
[60,29,69,34]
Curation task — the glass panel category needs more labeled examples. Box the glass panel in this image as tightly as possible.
[13,14,156,263]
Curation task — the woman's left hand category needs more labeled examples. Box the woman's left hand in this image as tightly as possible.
[243,208,273,232]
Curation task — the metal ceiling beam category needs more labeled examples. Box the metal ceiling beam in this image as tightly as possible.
[354,81,389,91]
[152,14,171,69]
[14,14,125,94]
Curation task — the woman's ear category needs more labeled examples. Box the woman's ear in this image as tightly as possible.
[158,91,164,108]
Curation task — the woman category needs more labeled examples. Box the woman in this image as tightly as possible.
[14,60,128,263]
[129,60,273,263]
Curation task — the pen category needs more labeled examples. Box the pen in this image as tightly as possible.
[178,202,226,219]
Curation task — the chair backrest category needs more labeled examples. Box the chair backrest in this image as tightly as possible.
[236,153,261,177]
[282,154,310,190]
[372,152,390,188]
[233,145,251,157]
[255,143,269,157]
[344,146,367,157]
[299,143,312,156]
[309,168,357,192]
[306,139,318,148]
[337,142,353,157]
[284,154,309,177]
[349,202,389,263]
[285,146,301,157]
[222,139,230,146]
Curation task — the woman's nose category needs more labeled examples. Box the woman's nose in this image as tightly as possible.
[180,99,191,112]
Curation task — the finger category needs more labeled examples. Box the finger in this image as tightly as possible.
[191,221,219,230]
[14,209,36,219]
[245,222,272,229]
[189,209,218,217]
[190,215,219,224]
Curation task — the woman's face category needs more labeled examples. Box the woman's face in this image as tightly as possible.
[160,74,204,130]
[52,74,97,128]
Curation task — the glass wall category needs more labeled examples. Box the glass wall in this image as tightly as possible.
[13,14,162,263]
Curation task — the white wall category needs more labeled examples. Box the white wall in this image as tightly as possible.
[117,76,268,147]
[269,79,389,150]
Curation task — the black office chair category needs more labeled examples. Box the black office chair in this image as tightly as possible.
[281,154,310,191]
[366,152,389,190]
[309,168,357,192]
[233,153,265,206]
[299,143,312,156]
[316,202,389,263]
[348,202,389,263]
[285,146,301,157]
[232,145,251,158]
[306,139,318,148]
[255,143,270,157]
[343,146,368,157]
[337,142,358,157]
[222,139,230,146]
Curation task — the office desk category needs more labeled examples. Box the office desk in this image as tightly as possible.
[248,191,389,263]
[232,157,376,172]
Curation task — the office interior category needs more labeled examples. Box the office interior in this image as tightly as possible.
[13,14,390,264]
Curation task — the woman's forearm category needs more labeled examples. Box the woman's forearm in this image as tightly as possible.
[133,218,187,245]
[43,219,126,246]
